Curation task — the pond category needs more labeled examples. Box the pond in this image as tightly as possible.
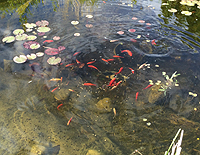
[0,0,200,154]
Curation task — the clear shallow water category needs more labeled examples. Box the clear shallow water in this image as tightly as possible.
[0,0,200,154]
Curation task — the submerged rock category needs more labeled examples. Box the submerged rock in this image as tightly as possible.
[54,89,71,101]
[86,149,103,155]
[147,85,164,104]
[96,98,112,112]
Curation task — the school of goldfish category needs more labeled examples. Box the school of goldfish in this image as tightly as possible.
[46,48,154,125]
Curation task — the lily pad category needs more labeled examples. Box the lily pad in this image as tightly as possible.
[23,41,40,49]
[47,56,61,65]
[58,46,66,51]
[30,43,40,49]
[26,35,37,40]
[13,29,24,35]
[168,8,177,13]
[36,20,49,27]
[2,36,15,43]
[53,36,60,40]
[86,15,93,18]
[128,29,136,32]
[24,23,37,29]
[45,48,60,55]
[26,28,33,32]
[181,11,192,16]
[37,27,51,33]
[27,53,37,60]
[13,55,27,63]
[38,32,45,36]
[15,34,28,41]
[71,21,79,25]
[74,33,80,36]
[36,52,44,57]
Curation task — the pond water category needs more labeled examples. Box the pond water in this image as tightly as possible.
[0,0,200,154]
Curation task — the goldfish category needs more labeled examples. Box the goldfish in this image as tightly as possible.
[76,59,81,64]
[67,117,73,125]
[138,62,147,70]
[129,68,134,74]
[43,40,53,43]
[108,78,116,86]
[113,55,124,58]
[136,92,139,101]
[83,83,97,86]
[121,50,132,56]
[87,61,96,65]
[66,63,75,67]
[57,103,63,110]
[143,84,153,90]
[49,77,62,82]
[107,59,114,62]
[115,67,123,75]
[102,58,109,63]
[88,65,100,72]
[113,108,116,116]
[151,39,156,45]
[73,51,81,56]
[51,87,59,92]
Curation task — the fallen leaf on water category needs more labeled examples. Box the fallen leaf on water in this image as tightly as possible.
[53,36,60,40]
[45,48,60,55]
[86,15,93,18]
[168,8,177,13]
[132,17,138,20]
[130,38,137,42]
[138,20,145,23]
[71,21,79,25]
[36,20,49,27]
[117,31,124,35]
[85,24,93,28]
[128,29,136,32]
[74,33,80,36]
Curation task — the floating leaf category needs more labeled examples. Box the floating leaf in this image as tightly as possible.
[71,21,79,25]
[53,36,60,40]
[181,11,192,15]
[47,56,61,65]
[86,15,93,18]
[26,28,33,32]
[58,46,66,51]
[132,17,138,20]
[74,33,80,36]
[168,8,177,12]
[2,36,15,43]
[36,52,44,57]
[37,27,51,33]
[26,35,37,40]
[85,24,93,28]
[138,20,145,23]
[117,31,124,35]
[27,53,37,60]
[36,20,49,27]
[128,29,136,32]
[13,29,24,35]
[15,34,28,41]
[24,23,37,29]
[30,43,40,49]
[146,23,151,26]
[137,35,141,38]
[23,41,40,49]
[13,55,27,63]
[162,3,169,5]
[130,38,137,42]
[38,32,45,36]
[45,48,60,55]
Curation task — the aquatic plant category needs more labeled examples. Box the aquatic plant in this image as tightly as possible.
[158,71,180,96]
[165,129,184,155]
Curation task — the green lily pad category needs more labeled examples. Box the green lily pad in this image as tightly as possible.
[15,34,28,41]
[13,29,24,35]
[26,28,33,32]
[168,8,177,13]
[2,36,15,43]
[27,53,37,60]
[30,43,40,49]
[37,27,51,33]
[24,23,37,29]
[13,55,27,63]
[47,56,61,65]
[36,20,49,27]
[36,52,44,57]
[27,35,37,40]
